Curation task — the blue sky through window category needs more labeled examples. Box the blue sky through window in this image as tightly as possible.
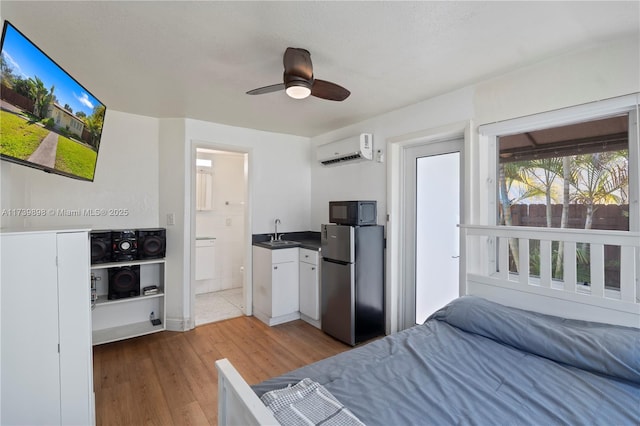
[1,22,104,117]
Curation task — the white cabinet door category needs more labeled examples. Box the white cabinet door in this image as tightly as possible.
[195,239,215,280]
[252,246,273,317]
[271,260,298,317]
[252,247,299,324]
[1,233,62,425]
[299,262,319,320]
[57,232,94,425]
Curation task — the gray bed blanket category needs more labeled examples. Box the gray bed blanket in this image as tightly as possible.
[253,296,640,425]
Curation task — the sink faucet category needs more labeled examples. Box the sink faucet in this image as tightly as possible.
[273,218,281,241]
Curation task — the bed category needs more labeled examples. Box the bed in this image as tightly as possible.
[217,296,639,425]
[216,226,640,425]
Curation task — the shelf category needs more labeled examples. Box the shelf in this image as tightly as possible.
[90,258,166,269]
[93,292,164,307]
[90,252,166,345]
[92,320,165,345]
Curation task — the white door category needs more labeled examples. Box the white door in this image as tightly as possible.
[403,138,463,328]
[299,262,319,320]
[1,233,61,424]
[57,231,94,425]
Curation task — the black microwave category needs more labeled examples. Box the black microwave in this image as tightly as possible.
[329,201,377,226]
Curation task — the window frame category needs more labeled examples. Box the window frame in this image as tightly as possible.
[479,94,639,233]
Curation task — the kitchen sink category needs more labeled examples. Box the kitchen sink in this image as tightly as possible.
[260,240,300,248]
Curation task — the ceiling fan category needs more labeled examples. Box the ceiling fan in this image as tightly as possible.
[246,47,350,101]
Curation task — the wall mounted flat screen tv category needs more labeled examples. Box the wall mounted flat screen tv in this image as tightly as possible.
[0,20,106,182]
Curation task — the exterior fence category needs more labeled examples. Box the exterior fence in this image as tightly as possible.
[0,84,35,113]
[508,204,629,231]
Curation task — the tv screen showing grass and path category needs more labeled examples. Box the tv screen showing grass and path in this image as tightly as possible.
[0,21,106,181]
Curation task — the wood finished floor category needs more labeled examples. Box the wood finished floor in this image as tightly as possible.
[93,316,350,425]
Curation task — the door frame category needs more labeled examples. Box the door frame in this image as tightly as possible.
[386,120,472,333]
[188,140,253,329]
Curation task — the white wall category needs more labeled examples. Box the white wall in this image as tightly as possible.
[186,119,311,234]
[0,159,25,229]
[310,37,640,229]
[0,110,160,229]
[309,87,475,230]
[158,118,311,329]
[474,37,640,126]
[310,35,640,333]
[157,118,187,331]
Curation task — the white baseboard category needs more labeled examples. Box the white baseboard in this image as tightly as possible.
[253,309,300,326]
[165,317,187,331]
[300,313,321,329]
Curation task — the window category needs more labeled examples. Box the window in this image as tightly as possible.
[496,112,635,289]
[498,115,629,231]
[196,159,213,211]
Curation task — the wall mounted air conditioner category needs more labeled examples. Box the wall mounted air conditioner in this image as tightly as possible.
[317,133,373,166]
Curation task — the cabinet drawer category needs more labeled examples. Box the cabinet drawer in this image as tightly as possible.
[299,248,319,265]
[271,247,298,263]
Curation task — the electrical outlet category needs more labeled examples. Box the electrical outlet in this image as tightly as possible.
[226,217,232,226]
[167,213,175,226]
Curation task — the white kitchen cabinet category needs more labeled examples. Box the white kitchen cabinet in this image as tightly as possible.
[252,246,299,326]
[1,229,94,426]
[299,248,320,328]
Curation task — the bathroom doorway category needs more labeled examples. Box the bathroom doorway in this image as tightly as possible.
[193,147,248,326]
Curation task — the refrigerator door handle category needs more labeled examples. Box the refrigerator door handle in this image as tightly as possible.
[322,257,351,266]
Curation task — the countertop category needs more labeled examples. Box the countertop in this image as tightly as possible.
[252,231,321,251]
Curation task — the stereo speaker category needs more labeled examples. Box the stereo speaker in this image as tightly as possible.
[90,230,112,264]
[108,265,140,300]
[111,230,138,261]
[136,228,166,259]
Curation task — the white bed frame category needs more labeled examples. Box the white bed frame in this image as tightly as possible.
[217,225,640,426]
[215,359,278,426]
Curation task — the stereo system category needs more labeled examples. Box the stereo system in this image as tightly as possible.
[112,229,138,262]
[108,265,140,300]
[90,228,166,264]
[137,228,167,260]
[91,228,166,301]
[90,231,112,264]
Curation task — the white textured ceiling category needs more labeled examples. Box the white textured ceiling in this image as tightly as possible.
[2,1,638,137]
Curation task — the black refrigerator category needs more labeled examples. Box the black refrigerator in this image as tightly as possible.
[321,223,384,346]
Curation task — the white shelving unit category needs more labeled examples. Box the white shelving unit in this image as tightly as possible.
[91,258,166,345]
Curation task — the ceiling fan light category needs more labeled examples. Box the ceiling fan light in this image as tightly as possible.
[285,82,311,99]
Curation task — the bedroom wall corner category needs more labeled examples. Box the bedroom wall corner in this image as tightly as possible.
[158,118,189,332]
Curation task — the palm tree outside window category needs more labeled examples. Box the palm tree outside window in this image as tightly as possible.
[497,115,630,289]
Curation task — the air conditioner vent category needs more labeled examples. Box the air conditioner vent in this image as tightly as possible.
[316,134,373,166]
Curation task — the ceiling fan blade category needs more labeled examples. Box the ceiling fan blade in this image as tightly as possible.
[246,83,285,95]
[283,48,313,80]
[311,79,350,101]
